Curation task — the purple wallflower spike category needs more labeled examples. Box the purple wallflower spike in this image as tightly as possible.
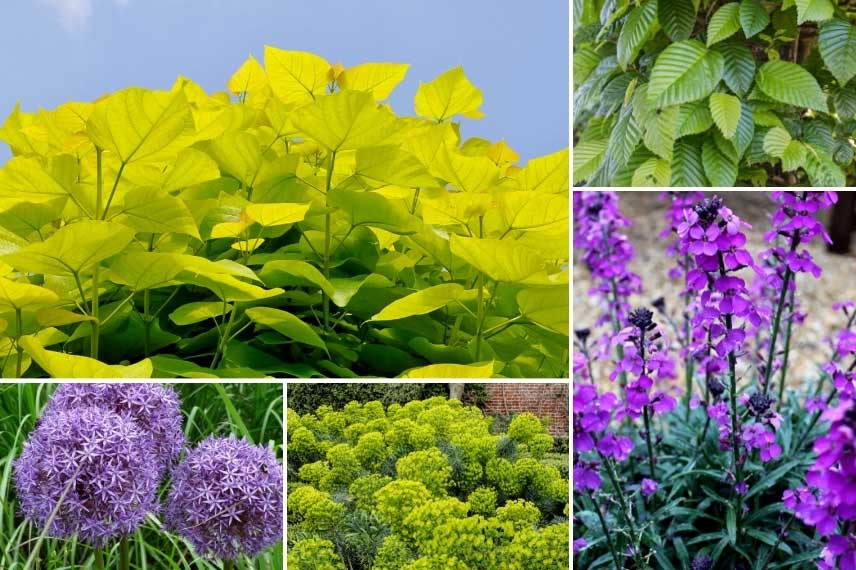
[641,478,658,497]
[165,436,283,560]
[45,383,185,475]
[573,462,602,491]
[573,538,587,554]
[14,406,159,546]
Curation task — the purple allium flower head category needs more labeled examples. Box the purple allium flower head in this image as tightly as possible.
[45,383,185,475]
[165,436,283,560]
[14,406,159,546]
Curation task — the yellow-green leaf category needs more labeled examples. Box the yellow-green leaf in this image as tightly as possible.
[414,67,485,120]
[353,146,437,188]
[87,88,193,163]
[259,260,335,297]
[227,55,267,95]
[291,90,401,151]
[400,362,495,378]
[169,301,232,326]
[340,62,409,100]
[0,278,59,312]
[520,149,570,193]
[245,306,326,350]
[0,157,70,202]
[430,146,500,193]
[114,187,200,238]
[328,189,421,234]
[517,287,569,335]
[3,221,135,276]
[709,93,742,138]
[20,336,153,378]
[245,202,311,227]
[450,236,544,282]
[264,47,330,105]
[370,283,472,321]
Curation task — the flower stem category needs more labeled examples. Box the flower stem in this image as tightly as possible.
[642,406,656,480]
[223,560,234,570]
[601,455,646,569]
[119,536,129,570]
[589,490,622,570]
[776,286,796,406]
[94,548,104,570]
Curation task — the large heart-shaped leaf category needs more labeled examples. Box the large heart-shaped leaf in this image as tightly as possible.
[414,66,484,120]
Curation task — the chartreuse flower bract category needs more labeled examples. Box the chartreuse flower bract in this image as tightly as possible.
[0,46,569,379]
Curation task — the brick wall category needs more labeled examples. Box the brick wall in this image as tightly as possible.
[478,384,569,436]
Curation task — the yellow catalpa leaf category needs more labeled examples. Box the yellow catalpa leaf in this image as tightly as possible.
[0,277,59,312]
[521,148,569,194]
[204,131,262,188]
[400,361,495,378]
[0,157,69,201]
[370,283,478,321]
[244,202,311,226]
[231,238,265,253]
[114,187,201,239]
[487,140,520,165]
[227,55,267,95]
[450,235,545,282]
[400,120,459,167]
[353,146,437,188]
[87,88,194,164]
[20,336,153,378]
[328,62,346,83]
[430,145,500,193]
[264,47,330,105]
[517,287,569,336]
[496,192,569,236]
[211,220,250,239]
[340,62,409,101]
[291,90,402,151]
[421,192,495,226]
[414,66,484,121]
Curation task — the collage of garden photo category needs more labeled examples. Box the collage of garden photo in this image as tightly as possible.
[0,0,571,569]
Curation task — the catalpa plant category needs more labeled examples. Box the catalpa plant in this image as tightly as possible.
[0,47,569,379]
[572,191,856,569]
[573,0,856,186]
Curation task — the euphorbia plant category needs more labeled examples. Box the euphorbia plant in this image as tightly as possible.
[0,46,568,379]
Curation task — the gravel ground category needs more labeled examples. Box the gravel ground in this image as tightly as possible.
[573,190,856,388]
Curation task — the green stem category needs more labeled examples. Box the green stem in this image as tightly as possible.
[90,149,104,360]
[761,266,794,395]
[14,308,23,378]
[143,289,151,357]
[94,548,105,570]
[589,491,622,570]
[322,150,337,333]
[410,187,421,214]
[601,455,646,570]
[210,303,238,369]
[120,536,129,570]
[642,406,656,480]
[475,272,485,360]
[223,560,234,570]
[776,286,796,406]
[100,161,126,220]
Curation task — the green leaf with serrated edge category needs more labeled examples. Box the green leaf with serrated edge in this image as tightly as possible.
[574,47,601,86]
[642,105,681,160]
[781,140,807,170]
[400,362,495,378]
[702,137,738,185]
[805,145,846,185]
[707,3,741,46]
[631,157,672,186]
[647,40,724,108]
[714,41,756,96]
[617,0,659,70]
[659,0,696,40]
[677,100,714,137]
[756,60,828,112]
[709,93,742,138]
[833,82,856,118]
[671,139,708,185]
[819,19,856,86]
[245,306,326,350]
[572,139,608,183]
[739,0,769,37]
[795,0,833,24]
[370,283,471,321]
[731,101,755,158]
[602,104,642,176]
[3,220,135,277]
[763,127,792,157]
[169,301,232,326]
[805,120,834,153]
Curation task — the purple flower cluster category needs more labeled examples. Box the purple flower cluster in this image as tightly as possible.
[660,191,706,276]
[165,436,283,560]
[14,407,160,546]
[573,191,642,346]
[45,383,185,474]
[573,384,627,491]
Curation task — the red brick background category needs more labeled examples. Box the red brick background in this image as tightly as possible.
[477,384,569,436]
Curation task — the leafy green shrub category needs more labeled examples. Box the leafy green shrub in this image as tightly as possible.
[573,0,856,186]
[288,538,346,570]
[0,48,568,378]
[287,397,567,569]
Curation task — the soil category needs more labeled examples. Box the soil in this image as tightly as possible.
[573,190,856,388]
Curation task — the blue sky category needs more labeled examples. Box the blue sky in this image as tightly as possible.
[0,1,568,163]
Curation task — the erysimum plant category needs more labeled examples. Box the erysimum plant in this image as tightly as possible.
[572,191,856,569]
[573,0,856,186]
[0,46,569,379]
[287,396,569,570]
